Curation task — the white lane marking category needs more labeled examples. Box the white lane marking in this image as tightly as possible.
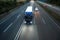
[47,15,60,28]
[42,18,46,24]
[14,21,24,40]
[3,23,13,32]
[17,15,20,18]
[0,20,6,24]
[0,13,17,25]
[3,14,21,32]
[0,15,11,25]
[0,14,20,25]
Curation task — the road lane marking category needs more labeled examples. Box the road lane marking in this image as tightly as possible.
[0,14,19,25]
[3,23,13,32]
[14,21,24,40]
[17,15,20,18]
[42,18,46,24]
[3,14,21,32]
[0,13,17,25]
[47,15,60,29]
[0,14,12,25]
[0,19,8,25]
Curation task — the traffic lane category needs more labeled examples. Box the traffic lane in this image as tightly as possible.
[34,9,58,40]
[0,3,30,33]
[18,15,39,40]
[34,9,52,40]
[34,9,55,40]
[35,15,58,40]
[0,13,20,33]
[18,22,39,40]
[0,13,24,40]
[34,3,60,40]
[39,7,60,40]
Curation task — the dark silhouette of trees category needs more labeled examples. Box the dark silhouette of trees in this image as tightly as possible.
[46,0,60,6]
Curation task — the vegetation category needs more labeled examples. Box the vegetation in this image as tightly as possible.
[46,0,60,6]
[0,1,26,15]
[0,1,15,14]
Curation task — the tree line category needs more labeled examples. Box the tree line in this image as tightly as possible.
[46,0,60,6]
[0,0,26,14]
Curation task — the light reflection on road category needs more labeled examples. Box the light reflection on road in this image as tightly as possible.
[19,23,39,40]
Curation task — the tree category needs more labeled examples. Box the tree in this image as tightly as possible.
[46,0,60,6]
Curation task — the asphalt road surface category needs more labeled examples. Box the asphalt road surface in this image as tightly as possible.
[0,2,60,40]
[34,3,60,40]
[18,20,39,40]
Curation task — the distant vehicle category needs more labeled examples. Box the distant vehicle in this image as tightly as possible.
[34,7,40,17]
[35,7,39,11]
[24,6,33,24]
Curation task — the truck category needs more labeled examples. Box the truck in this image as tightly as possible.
[24,6,33,24]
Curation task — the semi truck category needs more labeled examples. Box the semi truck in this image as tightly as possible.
[24,6,33,24]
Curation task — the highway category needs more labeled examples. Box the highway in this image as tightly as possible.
[34,3,60,40]
[0,1,60,40]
